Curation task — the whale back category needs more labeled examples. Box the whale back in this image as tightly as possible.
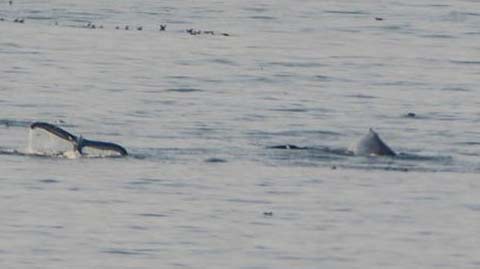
[354,129,396,156]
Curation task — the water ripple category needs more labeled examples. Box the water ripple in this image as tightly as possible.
[102,249,147,256]
[324,10,369,15]
[166,88,203,93]
[138,213,168,218]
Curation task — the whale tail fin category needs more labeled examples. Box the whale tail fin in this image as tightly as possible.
[29,121,128,157]
[30,122,78,143]
[79,138,128,156]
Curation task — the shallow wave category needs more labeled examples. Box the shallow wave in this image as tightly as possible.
[0,147,124,159]
[165,88,203,93]
[0,119,32,128]
[250,129,341,138]
[324,10,369,15]
[0,119,74,128]
[0,147,67,158]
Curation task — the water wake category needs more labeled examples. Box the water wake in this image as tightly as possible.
[266,144,463,173]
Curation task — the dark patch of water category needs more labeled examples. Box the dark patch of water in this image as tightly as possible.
[249,15,276,20]
[38,179,59,184]
[226,198,272,204]
[102,249,146,256]
[458,12,480,17]
[128,178,166,185]
[421,34,455,39]
[345,94,377,99]
[166,88,203,93]
[242,7,268,13]
[129,225,149,231]
[450,60,480,65]
[0,119,32,127]
[209,58,237,65]
[267,61,324,68]
[25,15,53,21]
[269,108,308,113]
[456,142,480,146]
[440,86,470,92]
[314,75,335,81]
[250,129,341,138]
[204,157,227,163]
[395,153,453,162]
[464,204,480,211]
[324,10,369,15]
[138,213,168,218]
[166,75,191,80]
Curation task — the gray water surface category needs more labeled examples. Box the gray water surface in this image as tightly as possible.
[1,0,480,268]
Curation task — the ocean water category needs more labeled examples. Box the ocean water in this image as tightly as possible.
[1,0,480,268]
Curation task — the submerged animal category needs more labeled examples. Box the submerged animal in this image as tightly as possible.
[268,128,396,157]
[30,122,128,156]
[352,128,396,156]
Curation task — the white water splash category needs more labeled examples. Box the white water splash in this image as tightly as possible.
[27,128,73,156]
[27,128,34,154]
[23,127,117,159]
[62,150,80,159]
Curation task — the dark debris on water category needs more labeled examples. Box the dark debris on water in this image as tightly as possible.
[0,17,231,36]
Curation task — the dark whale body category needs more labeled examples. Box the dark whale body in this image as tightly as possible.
[267,129,396,157]
[30,122,127,156]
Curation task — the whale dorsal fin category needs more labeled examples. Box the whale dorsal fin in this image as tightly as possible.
[354,128,396,156]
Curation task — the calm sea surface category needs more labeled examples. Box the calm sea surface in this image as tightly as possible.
[1,1,480,268]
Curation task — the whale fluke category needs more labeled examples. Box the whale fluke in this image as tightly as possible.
[80,139,128,156]
[30,122,127,156]
[353,128,396,156]
[30,122,77,143]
